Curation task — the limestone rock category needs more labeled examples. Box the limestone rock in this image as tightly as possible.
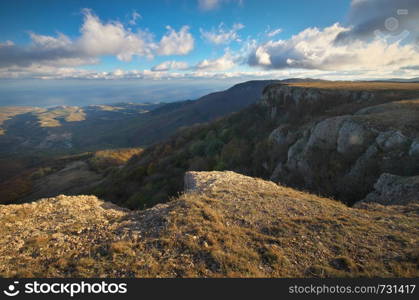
[357,173,419,205]
[337,119,376,157]
[306,116,348,150]
[409,140,419,156]
[376,131,410,152]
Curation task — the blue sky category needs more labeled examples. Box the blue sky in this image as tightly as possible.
[0,0,418,105]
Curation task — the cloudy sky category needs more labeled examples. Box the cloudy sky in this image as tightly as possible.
[0,0,419,105]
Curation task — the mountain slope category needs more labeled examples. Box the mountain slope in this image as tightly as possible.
[96,81,419,209]
[118,80,280,147]
[1,171,417,278]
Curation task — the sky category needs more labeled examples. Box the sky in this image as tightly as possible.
[0,0,419,106]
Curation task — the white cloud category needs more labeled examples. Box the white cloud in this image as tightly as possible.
[0,40,14,47]
[129,10,142,25]
[195,52,236,71]
[2,62,418,81]
[200,23,244,45]
[157,26,194,55]
[29,32,72,49]
[198,0,221,11]
[266,28,282,38]
[198,0,243,11]
[151,60,189,71]
[77,9,156,61]
[248,23,419,71]
[0,9,196,78]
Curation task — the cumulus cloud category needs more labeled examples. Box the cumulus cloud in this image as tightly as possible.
[195,52,236,71]
[248,23,419,71]
[0,32,96,68]
[0,9,194,72]
[246,0,419,73]
[77,9,156,61]
[157,26,194,55]
[200,23,244,45]
[151,60,189,71]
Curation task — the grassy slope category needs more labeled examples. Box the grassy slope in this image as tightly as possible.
[0,171,417,278]
[0,148,142,204]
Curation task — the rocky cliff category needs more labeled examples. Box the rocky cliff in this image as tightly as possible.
[1,171,418,277]
[263,83,419,204]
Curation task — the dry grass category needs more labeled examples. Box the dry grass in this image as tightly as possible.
[0,172,417,278]
[287,81,419,91]
[352,99,419,136]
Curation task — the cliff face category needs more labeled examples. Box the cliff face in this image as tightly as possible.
[262,83,419,204]
[1,171,418,278]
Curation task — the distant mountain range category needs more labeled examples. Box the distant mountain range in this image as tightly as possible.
[375,77,419,83]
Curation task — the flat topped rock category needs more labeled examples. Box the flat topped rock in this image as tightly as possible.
[184,171,279,194]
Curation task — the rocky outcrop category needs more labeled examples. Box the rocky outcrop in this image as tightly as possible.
[356,174,419,206]
[264,84,419,204]
[260,84,377,124]
[185,170,279,194]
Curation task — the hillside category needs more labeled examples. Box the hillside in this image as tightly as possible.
[0,171,417,278]
[0,148,142,204]
[95,81,419,209]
